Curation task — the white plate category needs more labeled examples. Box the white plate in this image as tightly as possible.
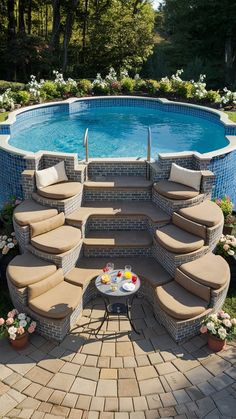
[122,282,135,292]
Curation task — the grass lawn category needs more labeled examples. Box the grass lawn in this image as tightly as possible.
[225,111,236,123]
[0,112,9,122]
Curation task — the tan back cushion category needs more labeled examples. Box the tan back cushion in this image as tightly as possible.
[36,161,68,190]
[28,269,64,301]
[30,212,65,238]
[172,213,206,240]
[175,268,210,303]
[169,163,202,191]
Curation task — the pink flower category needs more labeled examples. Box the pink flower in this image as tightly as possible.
[17,326,25,335]
[200,325,208,334]
[7,309,18,318]
[0,318,5,326]
[28,325,35,334]
[218,310,225,317]
[223,319,232,328]
[221,313,230,319]
[223,244,230,251]
[6,317,14,325]
[31,321,37,329]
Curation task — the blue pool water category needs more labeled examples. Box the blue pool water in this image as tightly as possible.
[9,106,228,157]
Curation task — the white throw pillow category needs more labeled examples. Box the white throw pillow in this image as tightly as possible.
[169,163,202,191]
[35,161,68,190]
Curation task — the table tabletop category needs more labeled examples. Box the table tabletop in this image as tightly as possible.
[95,269,141,298]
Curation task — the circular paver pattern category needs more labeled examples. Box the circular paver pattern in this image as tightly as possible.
[0,297,236,419]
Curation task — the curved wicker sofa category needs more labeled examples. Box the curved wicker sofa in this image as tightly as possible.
[9,161,230,342]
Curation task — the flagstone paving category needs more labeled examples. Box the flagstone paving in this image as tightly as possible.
[0,297,236,419]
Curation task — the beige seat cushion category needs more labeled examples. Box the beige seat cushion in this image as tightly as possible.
[31,225,81,254]
[29,281,82,319]
[154,180,200,200]
[175,269,210,303]
[14,200,58,226]
[30,213,65,238]
[156,281,208,320]
[155,224,204,254]
[7,253,57,287]
[179,253,230,289]
[179,200,224,227]
[28,269,64,300]
[65,267,101,288]
[37,181,82,199]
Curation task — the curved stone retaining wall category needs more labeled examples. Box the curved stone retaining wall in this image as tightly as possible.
[0,96,236,206]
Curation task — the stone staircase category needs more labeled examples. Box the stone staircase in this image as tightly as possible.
[10,159,228,342]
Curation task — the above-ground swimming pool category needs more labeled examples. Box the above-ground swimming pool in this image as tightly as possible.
[0,97,236,208]
[9,100,228,158]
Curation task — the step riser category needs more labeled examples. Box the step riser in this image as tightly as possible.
[83,190,152,202]
[88,161,147,178]
[86,217,147,231]
[83,246,152,258]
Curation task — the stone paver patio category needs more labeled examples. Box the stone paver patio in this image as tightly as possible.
[0,297,236,419]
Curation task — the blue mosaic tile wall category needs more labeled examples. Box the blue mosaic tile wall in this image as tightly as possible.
[0,98,236,207]
[209,150,236,205]
[0,149,26,208]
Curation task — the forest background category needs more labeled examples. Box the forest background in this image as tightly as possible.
[0,0,235,90]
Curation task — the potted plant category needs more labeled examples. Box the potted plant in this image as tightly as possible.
[0,309,37,349]
[200,311,236,352]
[215,196,236,235]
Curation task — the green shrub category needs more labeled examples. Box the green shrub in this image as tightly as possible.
[176,81,194,99]
[77,79,92,94]
[145,79,160,95]
[205,90,221,103]
[92,84,109,95]
[159,79,172,93]
[134,78,147,92]
[121,77,135,93]
[0,81,25,94]
[41,81,58,99]
[14,90,31,105]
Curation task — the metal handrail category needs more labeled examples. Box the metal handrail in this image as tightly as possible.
[83,128,89,162]
[147,126,151,162]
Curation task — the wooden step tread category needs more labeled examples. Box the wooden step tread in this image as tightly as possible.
[65,257,172,289]
[84,176,152,189]
[83,230,153,247]
[66,201,170,225]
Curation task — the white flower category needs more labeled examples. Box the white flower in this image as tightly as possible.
[8,326,17,334]
[19,320,27,327]
[7,243,15,249]
[9,333,16,340]
[231,318,236,325]
[18,313,26,320]
[7,238,12,242]
[209,314,218,321]
[218,327,227,339]
[2,235,7,240]
[206,321,215,331]
[227,250,234,256]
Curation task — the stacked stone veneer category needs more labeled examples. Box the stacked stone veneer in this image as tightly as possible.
[11,158,227,343]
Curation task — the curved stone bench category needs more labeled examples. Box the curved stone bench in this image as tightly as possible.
[152,169,215,215]
[13,200,58,252]
[154,206,223,276]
